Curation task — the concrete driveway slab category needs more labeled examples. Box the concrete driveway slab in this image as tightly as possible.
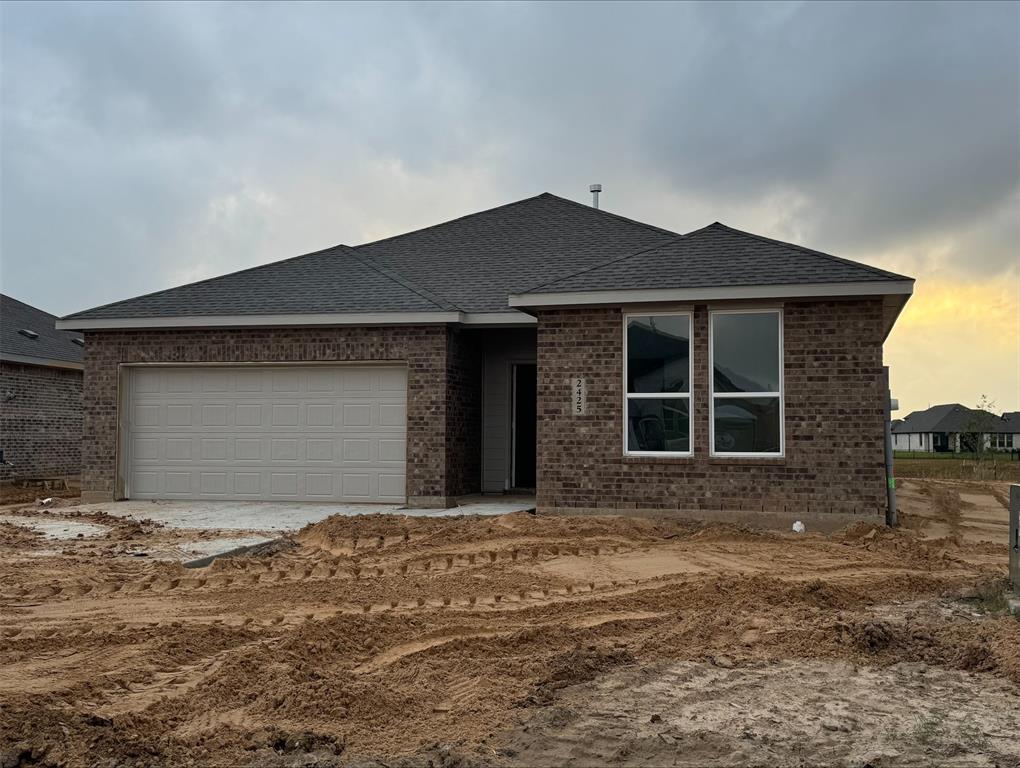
[0,514,111,540]
[69,496,537,533]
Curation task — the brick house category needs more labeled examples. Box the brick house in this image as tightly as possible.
[1,294,85,483]
[58,193,913,525]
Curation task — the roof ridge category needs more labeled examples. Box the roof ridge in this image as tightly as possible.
[510,221,736,295]
[518,233,685,293]
[539,193,679,238]
[338,248,458,312]
[353,192,679,253]
[707,223,912,282]
[352,193,553,251]
[61,242,354,320]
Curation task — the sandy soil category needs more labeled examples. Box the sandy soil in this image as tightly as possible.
[897,478,1012,545]
[0,481,1017,767]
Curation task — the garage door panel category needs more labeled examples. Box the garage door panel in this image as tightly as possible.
[126,365,407,502]
[165,472,192,494]
[166,405,194,427]
[166,372,195,393]
[306,439,335,461]
[235,472,262,495]
[235,404,262,426]
[133,404,160,427]
[166,438,193,460]
[306,404,335,427]
[235,438,263,461]
[378,473,406,500]
[378,438,406,462]
[379,403,406,427]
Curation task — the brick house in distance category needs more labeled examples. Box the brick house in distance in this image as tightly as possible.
[58,193,913,528]
[1,294,85,483]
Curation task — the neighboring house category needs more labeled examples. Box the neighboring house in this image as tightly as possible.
[892,403,1019,453]
[1,294,85,482]
[58,193,914,522]
[1000,413,1020,451]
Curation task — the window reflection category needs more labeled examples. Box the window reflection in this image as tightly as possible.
[627,315,690,393]
[712,312,780,393]
[713,398,781,454]
[628,398,691,453]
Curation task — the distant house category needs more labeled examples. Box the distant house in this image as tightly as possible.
[892,403,1018,453]
[0,294,84,482]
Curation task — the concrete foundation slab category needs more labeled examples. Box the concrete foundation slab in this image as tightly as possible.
[0,514,110,540]
[66,496,537,534]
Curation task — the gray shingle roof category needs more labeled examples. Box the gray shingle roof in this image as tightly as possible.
[523,222,911,295]
[354,193,676,313]
[61,192,913,324]
[1,294,84,365]
[892,404,1016,434]
[64,245,454,320]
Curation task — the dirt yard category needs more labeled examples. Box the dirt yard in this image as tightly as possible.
[1,480,1017,767]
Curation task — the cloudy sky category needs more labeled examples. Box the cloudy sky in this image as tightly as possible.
[1,1,1017,414]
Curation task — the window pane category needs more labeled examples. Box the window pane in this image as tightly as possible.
[627,398,690,453]
[713,397,781,454]
[627,315,690,393]
[712,312,780,393]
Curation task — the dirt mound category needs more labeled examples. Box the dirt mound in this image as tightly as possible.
[297,511,701,555]
[1,491,1015,767]
[0,521,43,550]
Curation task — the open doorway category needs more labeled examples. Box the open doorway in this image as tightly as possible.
[511,363,537,490]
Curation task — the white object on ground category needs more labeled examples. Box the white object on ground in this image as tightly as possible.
[792,521,806,533]
[39,498,53,506]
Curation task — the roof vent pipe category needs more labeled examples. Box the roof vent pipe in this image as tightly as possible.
[589,184,602,209]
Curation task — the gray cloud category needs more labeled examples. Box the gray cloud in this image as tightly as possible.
[1,0,1017,317]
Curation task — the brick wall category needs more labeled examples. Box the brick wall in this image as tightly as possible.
[444,328,482,498]
[536,300,888,518]
[81,325,481,504]
[0,361,83,481]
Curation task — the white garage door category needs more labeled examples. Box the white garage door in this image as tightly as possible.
[125,365,407,502]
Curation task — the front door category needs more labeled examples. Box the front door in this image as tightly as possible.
[511,363,537,489]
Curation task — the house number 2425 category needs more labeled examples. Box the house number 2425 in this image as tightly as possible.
[571,375,587,416]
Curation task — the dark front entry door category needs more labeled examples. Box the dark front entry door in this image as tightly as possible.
[512,364,537,489]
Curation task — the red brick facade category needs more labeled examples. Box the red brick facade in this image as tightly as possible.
[80,326,481,504]
[80,303,888,521]
[0,361,83,481]
[535,300,888,519]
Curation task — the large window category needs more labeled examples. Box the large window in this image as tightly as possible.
[624,313,692,455]
[992,433,1014,450]
[710,309,783,456]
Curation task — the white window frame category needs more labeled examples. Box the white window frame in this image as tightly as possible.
[709,308,784,458]
[992,433,1014,449]
[623,310,694,457]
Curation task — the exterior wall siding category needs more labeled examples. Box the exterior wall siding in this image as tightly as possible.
[80,326,479,505]
[536,300,888,518]
[0,361,83,481]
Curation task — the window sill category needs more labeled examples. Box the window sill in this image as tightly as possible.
[623,453,694,462]
[708,455,786,466]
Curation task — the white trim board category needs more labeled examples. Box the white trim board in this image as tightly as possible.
[57,310,538,331]
[509,280,914,308]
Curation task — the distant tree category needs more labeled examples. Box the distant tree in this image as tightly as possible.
[964,395,998,458]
